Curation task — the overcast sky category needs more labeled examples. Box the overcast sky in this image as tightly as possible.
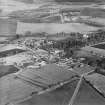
[0,0,103,16]
[0,0,43,15]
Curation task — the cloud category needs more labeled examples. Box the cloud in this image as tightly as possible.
[14,0,34,4]
[55,0,103,2]
[0,0,41,15]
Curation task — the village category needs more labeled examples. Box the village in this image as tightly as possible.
[1,0,105,105]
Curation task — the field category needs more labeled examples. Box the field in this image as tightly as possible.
[92,43,105,49]
[18,78,105,105]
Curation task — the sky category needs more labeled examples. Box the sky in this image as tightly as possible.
[0,0,43,16]
[0,0,104,16]
[16,22,100,34]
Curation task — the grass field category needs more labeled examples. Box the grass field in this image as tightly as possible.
[92,43,105,49]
